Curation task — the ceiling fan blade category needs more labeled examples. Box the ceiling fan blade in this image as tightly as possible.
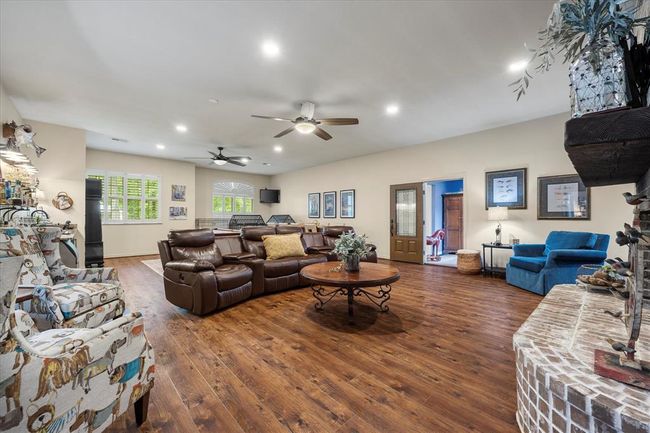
[317,118,359,125]
[227,159,246,167]
[207,151,221,158]
[184,157,215,160]
[251,115,293,122]
[313,127,333,141]
[274,126,295,138]
[228,156,252,161]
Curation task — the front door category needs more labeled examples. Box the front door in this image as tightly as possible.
[390,183,423,263]
[443,193,463,253]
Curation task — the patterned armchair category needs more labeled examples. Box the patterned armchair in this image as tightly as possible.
[0,256,155,433]
[0,227,124,330]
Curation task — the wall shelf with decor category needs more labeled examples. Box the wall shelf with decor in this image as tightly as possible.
[564,107,650,187]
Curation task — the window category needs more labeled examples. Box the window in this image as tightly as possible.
[212,182,254,217]
[87,170,161,224]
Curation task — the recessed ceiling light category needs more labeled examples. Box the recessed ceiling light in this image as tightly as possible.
[263,162,272,166]
[156,143,165,150]
[385,104,400,115]
[208,98,219,104]
[508,60,529,73]
[261,40,280,58]
[175,124,188,133]
[273,145,283,153]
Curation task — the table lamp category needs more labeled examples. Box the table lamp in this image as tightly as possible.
[487,206,509,245]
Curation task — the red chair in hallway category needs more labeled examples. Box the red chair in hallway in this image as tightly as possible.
[426,229,445,261]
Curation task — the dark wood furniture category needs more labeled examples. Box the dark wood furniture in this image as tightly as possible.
[443,193,463,253]
[300,262,400,316]
[482,242,513,277]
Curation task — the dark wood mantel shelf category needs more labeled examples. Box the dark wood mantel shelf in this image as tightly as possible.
[564,107,650,187]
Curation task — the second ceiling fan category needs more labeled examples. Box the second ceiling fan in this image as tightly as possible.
[252,101,358,141]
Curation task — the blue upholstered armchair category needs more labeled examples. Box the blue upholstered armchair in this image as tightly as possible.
[505,231,609,295]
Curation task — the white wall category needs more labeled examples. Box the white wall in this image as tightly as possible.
[195,167,272,220]
[271,113,633,263]
[86,149,196,258]
[1,83,21,123]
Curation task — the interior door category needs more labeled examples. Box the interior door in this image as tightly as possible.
[443,193,463,253]
[390,183,423,263]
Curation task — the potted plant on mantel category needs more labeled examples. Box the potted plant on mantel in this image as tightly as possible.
[332,231,372,272]
[511,0,649,117]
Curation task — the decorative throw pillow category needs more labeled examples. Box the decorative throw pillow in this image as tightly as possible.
[262,234,306,260]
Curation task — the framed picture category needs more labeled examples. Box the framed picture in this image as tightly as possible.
[485,168,527,209]
[340,189,355,218]
[169,206,188,220]
[538,174,590,220]
[323,191,336,218]
[307,193,320,218]
[171,184,186,202]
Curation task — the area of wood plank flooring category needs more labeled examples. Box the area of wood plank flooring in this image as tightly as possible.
[104,256,541,433]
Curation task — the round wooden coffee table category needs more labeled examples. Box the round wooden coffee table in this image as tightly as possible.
[300,262,400,316]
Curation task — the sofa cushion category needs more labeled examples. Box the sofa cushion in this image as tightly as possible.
[509,256,546,273]
[168,229,223,267]
[544,231,597,256]
[50,281,123,318]
[214,264,253,291]
[262,234,306,260]
[263,257,300,278]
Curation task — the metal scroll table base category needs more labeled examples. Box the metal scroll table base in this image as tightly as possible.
[311,284,392,316]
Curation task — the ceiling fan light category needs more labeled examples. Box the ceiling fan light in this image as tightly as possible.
[295,121,316,134]
[213,159,227,166]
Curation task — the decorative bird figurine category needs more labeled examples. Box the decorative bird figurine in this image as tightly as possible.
[616,231,632,246]
[603,310,623,318]
[624,223,649,244]
[623,191,649,205]
[606,338,636,355]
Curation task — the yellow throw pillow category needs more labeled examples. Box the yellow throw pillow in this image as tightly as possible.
[262,233,306,260]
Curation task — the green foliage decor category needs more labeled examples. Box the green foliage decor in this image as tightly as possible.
[332,231,372,261]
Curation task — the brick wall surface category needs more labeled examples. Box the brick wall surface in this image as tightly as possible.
[513,285,649,433]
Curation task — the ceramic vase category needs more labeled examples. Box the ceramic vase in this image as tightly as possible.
[569,41,627,118]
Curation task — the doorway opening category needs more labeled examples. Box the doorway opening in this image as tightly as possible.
[423,179,464,267]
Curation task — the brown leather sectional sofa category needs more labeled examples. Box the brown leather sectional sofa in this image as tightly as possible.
[158,225,377,315]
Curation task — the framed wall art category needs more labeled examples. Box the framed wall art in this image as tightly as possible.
[171,184,186,202]
[340,189,355,218]
[538,174,590,220]
[308,193,320,218]
[323,191,336,218]
[485,168,527,209]
[169,206,188,220]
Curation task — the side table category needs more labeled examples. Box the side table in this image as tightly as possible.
[481,243,513,277]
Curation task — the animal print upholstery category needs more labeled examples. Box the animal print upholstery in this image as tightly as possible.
[0,227,124,331]
[34,227,118,283]
[0,256,155,433]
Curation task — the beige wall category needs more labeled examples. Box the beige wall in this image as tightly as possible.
[271,113,633,263]
[86,149,196,258]
[1,83,21,123]
[195,167,272,220]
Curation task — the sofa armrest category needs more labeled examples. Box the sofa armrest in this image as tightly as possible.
[60,266,119,283]
[512,244,546,257]
[306,245,333,254]
[546,249,607,265]
[238,258,265,296]
[165,259,215,272]
[223,252,257,263]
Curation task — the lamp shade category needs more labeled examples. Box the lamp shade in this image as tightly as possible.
[487,206,509,221]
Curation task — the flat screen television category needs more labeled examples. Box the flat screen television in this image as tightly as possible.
[260,188,280,204]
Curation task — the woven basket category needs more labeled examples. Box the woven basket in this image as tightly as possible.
[457,249,481,275]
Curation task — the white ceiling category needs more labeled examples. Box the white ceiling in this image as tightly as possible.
[0,0,568,175]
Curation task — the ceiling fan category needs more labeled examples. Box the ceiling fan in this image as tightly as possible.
[251,101,359,141]
[185,146,251,167]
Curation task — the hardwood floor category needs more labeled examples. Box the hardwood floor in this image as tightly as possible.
[104,256,541,433]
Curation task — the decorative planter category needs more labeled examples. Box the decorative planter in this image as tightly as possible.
[345,255,360,272]
[569,41,627,118]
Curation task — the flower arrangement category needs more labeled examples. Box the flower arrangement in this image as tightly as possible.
[332,231,372,272]
[511,0,649,107]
